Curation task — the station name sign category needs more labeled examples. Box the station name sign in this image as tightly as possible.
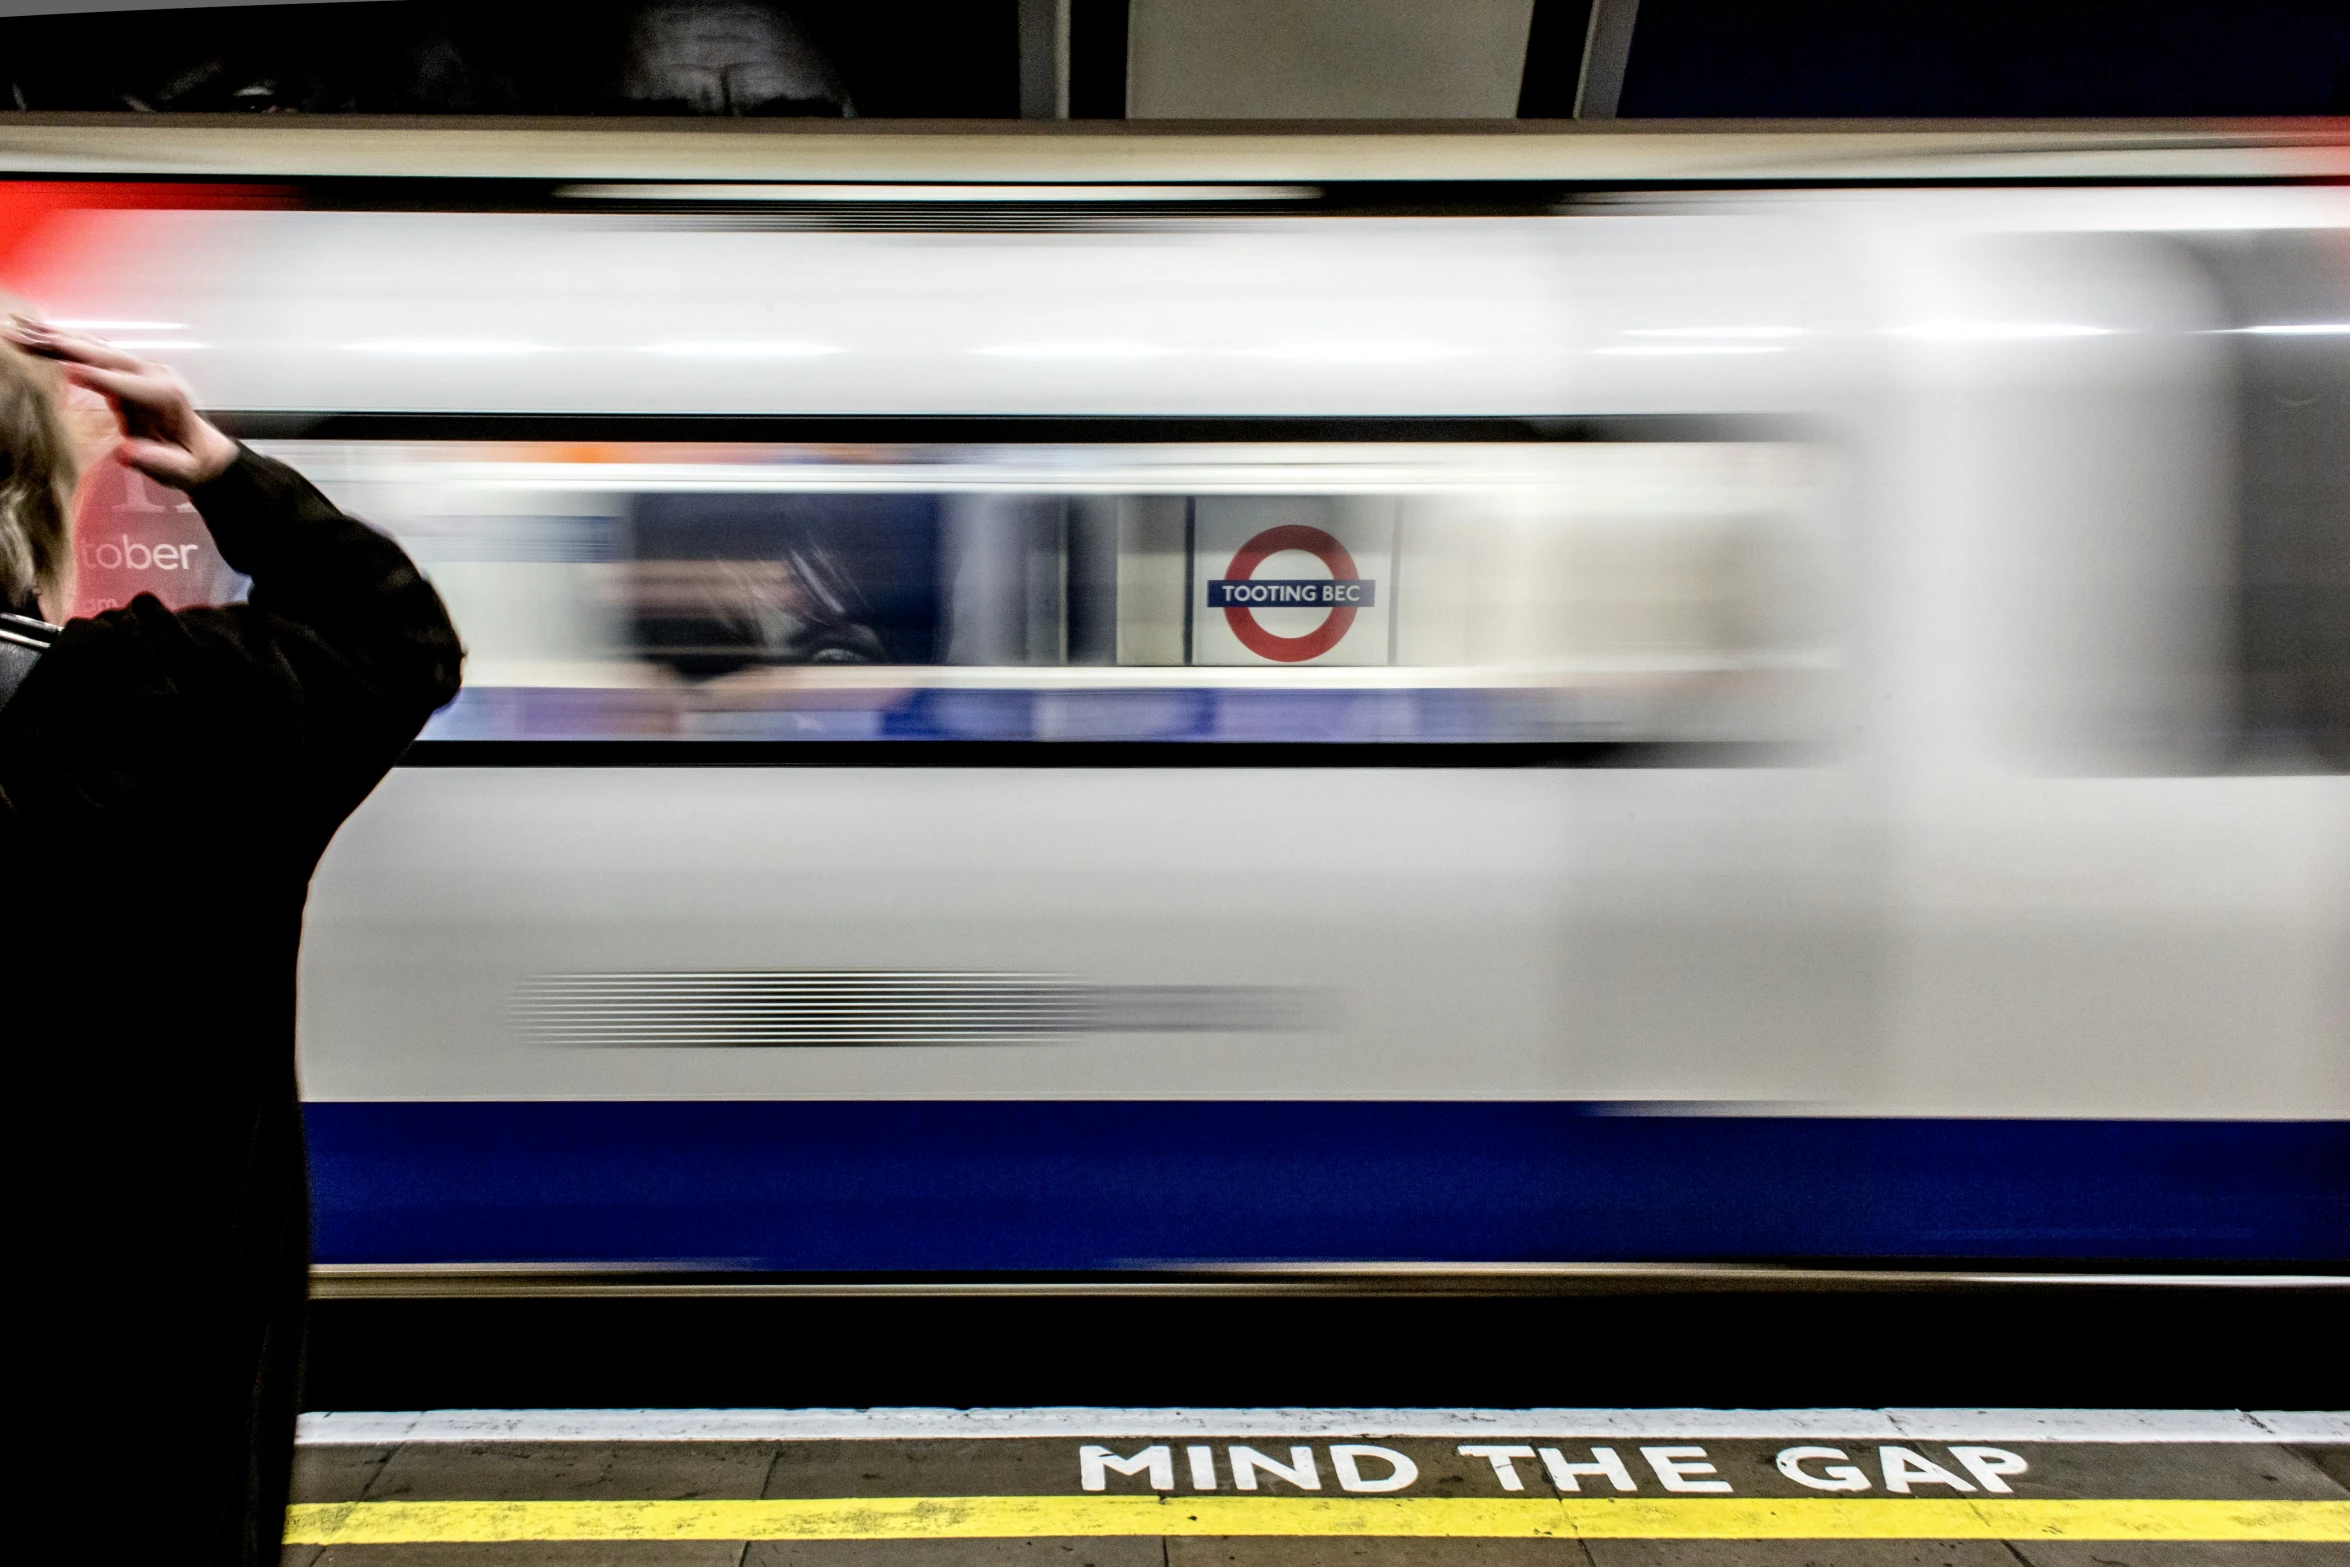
[1206,578,1375,609]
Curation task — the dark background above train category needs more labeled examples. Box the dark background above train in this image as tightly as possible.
[2,0,2346,120]
[0,0,1020,117]
[1523,0,2350,119]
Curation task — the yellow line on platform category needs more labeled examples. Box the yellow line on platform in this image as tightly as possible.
[284,1495,2350,1545]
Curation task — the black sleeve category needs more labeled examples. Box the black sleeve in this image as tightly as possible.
[187,446,465,722]
[0,447,462,837]
[173,446,465,798]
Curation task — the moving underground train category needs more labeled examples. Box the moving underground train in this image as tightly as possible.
[3,123,2345,1280]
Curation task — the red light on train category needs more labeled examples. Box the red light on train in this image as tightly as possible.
[1,180,293,294]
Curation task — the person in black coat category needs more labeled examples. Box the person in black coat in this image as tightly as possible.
[0,321,462,1565]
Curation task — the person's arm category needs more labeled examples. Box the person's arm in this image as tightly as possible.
[3,320,462,812]
[184,444,466,732]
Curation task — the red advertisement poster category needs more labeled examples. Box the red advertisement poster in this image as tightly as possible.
[70,454,247,618]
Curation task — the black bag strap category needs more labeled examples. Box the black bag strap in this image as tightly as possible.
[0,612,59,714]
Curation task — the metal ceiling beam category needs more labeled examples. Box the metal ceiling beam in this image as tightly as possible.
[1019,0,1072,120]
[1575,0,1640,120]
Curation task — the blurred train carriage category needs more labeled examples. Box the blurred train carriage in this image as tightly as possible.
[4,124,2344,1277]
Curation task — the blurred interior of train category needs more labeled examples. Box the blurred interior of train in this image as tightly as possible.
[1,0,2345,121]
[270,439,1835,746]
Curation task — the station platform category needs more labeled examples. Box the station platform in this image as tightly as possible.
[286,1408,2348,1565]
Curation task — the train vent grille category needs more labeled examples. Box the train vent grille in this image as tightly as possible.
[596,203,1319,234]
[512,971,1315,1047]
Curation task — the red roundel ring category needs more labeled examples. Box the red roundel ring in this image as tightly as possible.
[1220,524,1361,663]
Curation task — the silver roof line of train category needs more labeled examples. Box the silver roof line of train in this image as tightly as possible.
[3,118,2348,184]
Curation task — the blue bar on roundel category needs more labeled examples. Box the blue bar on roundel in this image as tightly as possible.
[1206,579,1376,608]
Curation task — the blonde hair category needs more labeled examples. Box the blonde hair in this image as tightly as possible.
[0,339,77,611]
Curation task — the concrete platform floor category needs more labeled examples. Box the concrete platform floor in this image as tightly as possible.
[285,1409,2349,1567]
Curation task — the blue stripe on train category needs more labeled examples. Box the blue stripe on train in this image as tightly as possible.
[303,1101,2350,1269]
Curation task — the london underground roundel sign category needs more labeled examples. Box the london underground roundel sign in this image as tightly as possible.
[1205,524,1376,663]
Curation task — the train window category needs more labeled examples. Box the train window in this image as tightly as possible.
[2191,233,2350,771]
[1952,230,2350,778]
[247,439,1836,751]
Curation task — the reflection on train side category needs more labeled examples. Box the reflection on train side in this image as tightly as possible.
[273,440,1837,745]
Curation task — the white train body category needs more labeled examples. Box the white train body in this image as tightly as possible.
[8,127,2344,1271]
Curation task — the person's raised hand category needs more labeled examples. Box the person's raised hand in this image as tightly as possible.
[4,317,240,491]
